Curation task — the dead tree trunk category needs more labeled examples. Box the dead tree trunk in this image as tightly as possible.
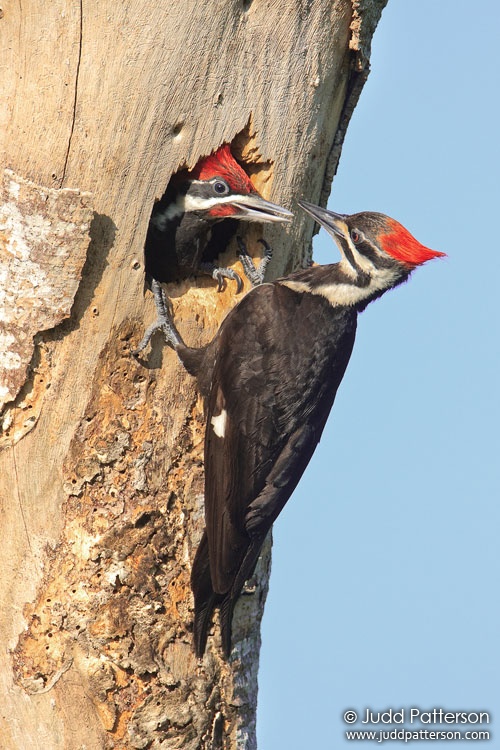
[0,1,387,747]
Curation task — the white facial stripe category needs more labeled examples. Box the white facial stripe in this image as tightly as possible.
[282,265,402,307]
[337,230,376,276]
[314,266,402,307]
[347,234,377,274]
[151,189,239,230]
[324,231,358,278]
[337,253,358,279]
[211,409,227,438]
[183,193,238,213]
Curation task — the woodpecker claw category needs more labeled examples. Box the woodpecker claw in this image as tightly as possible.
[132,321,160,355]
[199,262,243,293]
[237,237,273,287]
[133,279,182,356]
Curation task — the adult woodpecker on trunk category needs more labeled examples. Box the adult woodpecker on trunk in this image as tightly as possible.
[154,200,445,658]
[134,144,293,353]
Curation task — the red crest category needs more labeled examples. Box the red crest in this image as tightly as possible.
[381,219,446,266]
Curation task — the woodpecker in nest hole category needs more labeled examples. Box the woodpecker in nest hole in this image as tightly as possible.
[134,144,293,353]
[148,199,445,657]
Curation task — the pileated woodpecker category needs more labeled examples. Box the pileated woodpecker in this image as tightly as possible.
[153,200,445,657]
[134,145,293,353]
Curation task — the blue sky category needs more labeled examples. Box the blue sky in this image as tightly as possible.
[258,1,500,748]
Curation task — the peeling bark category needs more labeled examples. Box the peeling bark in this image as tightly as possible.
[0,170,92,413]
[0,1,388,747]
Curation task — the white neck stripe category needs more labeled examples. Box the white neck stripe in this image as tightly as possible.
[281,265,403,307]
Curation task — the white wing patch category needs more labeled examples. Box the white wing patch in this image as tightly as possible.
[211,409,227,438]
[150,197,185,230]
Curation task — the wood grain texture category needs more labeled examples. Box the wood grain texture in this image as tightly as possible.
[0,1,387,747]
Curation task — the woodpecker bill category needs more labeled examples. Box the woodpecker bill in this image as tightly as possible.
[134,145,292,354]
[153,200,445,658]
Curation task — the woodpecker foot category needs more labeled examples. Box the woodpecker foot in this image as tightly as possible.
[133,279,182,355]
[237,237,272,287]
[199,262,243,293]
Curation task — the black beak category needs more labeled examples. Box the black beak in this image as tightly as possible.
[298,199,347,239]
[230,194,294,224]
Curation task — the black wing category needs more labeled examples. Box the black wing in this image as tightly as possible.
[204,282,358,597]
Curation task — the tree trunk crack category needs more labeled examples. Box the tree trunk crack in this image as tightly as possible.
[62,0,83,184]
[12,447,33,554]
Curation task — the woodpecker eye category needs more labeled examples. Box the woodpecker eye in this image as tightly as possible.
[350,229,360,243]
[213,180,229,195]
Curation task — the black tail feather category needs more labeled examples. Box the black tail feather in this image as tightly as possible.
[219,536,267,658]
[219,594,237,659]
[191,531,267,657]
[191,531,221,658]
[194,592,219,658]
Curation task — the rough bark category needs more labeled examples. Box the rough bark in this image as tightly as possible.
[0,1,387,747]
